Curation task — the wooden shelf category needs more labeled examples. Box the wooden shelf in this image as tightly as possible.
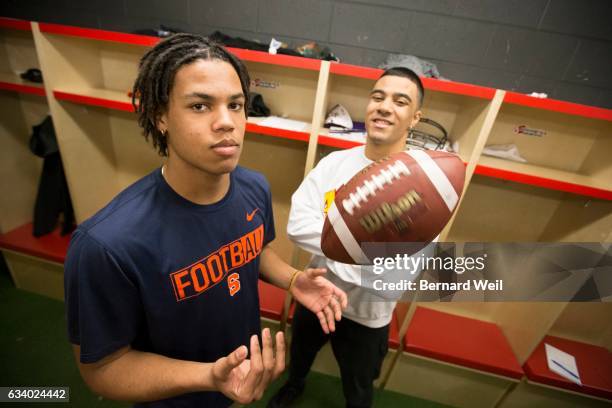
[422,77,496,100]
[404,307,524,379]
[246,116,310,143]
[329,62,612,120]
[0,223,71,264]
[1,19,43,97]
[38,22,321,72]
[523,335,612,400]
[0,17,31,31]
[475,156,612,200]
[0,72,45,96]
[329,62,496,100]
[248,121,368,149]
[39,22,159,47]
[229,47,321,71]
[329,62,381,80]
[504,92,612,122]
[316,128,365,149]
[54,88,133,112]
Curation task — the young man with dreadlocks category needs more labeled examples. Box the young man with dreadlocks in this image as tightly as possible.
[64,33,347,407]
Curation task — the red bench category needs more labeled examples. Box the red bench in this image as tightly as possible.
[0,223,70,264]
[258,280,287,321]
[404,307,524,379]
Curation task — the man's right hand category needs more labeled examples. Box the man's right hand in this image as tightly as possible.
[211,328,285,404]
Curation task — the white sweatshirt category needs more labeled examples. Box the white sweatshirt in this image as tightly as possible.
[287,146,430,328]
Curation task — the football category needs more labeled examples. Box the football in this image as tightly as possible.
[321,149,465,264]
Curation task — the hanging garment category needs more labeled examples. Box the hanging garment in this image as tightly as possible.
[29,115,75,237]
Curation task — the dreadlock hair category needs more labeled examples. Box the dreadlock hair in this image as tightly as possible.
[132,33,250,156]
[379,67,424,108]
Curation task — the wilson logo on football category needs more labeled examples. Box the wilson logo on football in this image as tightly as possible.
[321,150,465,265]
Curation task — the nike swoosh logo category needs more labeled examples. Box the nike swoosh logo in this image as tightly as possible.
[246,208,259,222]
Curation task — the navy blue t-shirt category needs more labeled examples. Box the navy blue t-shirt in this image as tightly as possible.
[64,166,275,407]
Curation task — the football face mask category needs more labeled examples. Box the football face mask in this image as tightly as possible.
[407,117,448,151]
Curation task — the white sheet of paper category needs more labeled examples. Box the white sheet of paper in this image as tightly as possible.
[545,343,582,386]
[259,116,308,132]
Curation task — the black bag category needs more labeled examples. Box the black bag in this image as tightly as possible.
[248,93,271,117]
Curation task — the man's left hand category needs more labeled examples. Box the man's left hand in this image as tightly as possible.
[290,268,348,334]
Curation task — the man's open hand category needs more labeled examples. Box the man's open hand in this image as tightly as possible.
[212,328,285,403]
[291,268,348,334]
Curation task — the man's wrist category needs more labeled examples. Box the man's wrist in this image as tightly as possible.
[288,269,302,293]
[199,362,216,392]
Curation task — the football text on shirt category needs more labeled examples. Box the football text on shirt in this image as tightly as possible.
[170,224,264,301]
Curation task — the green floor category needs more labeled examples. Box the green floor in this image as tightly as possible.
[0,258,446,407]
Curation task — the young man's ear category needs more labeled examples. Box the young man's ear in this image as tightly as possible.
[156,112,168,134]
[410,110,422,129]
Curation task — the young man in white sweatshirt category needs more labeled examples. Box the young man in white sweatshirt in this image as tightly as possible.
[268,67,425,408]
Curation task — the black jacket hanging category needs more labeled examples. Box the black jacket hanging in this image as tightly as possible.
[29,115,75,237]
